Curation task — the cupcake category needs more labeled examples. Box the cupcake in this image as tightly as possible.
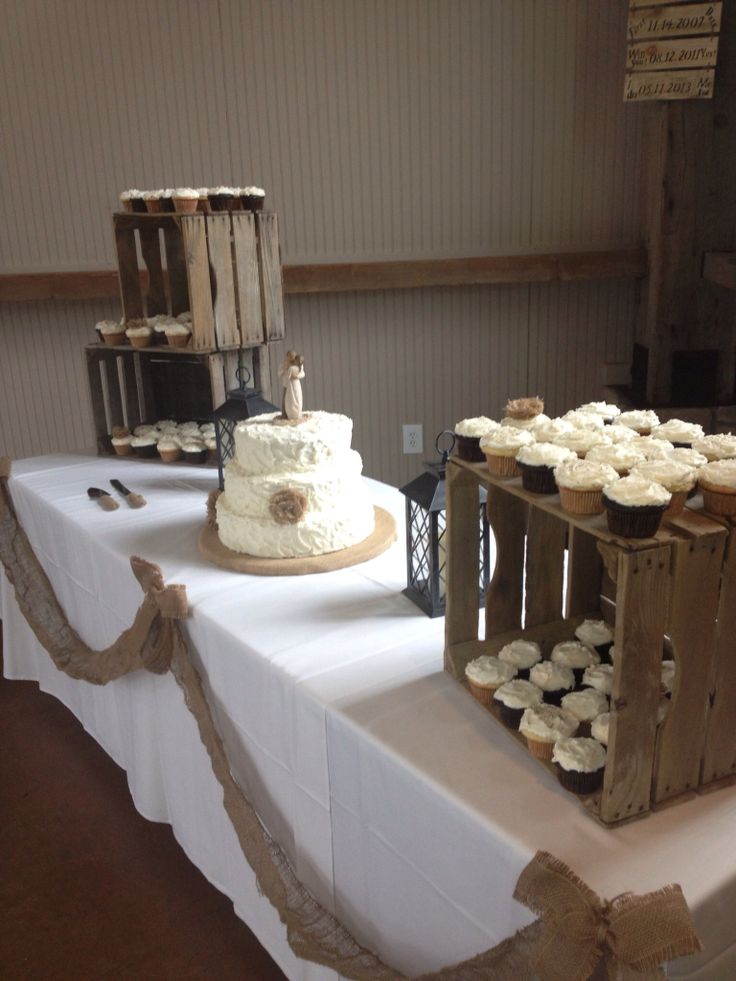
[617,409,660,436]
[591,712,609,746]
[209,185,237,211]
[516,443,576,494]
[554,458,619,515]
[560,689,609,736]
[131,435,158,459]
[121,188,146,213]
[577,402,621,424]
[143,189,162,213]
[181,440,208,465]
[464,655,517,706]
[493,679,544,729]
[692,433,736,462]
[586,442,647,476]
[561,409,606,431]
[165,322,192,348]
[602,475,671,538]
[242,186,266,211]
[519,704,578,760]
[552,737,606,794]
[574,619,614,662]
[159,189,176,213]
[453,417,499,462]
[630,459,697,517]
[480,427,535,477]
[151,320,170,345]
[111,434,133,456]
[529,661,575,706]
[195,187,211,212]
[133,424,157,437]
[651,419,704,449]
[99,321,127,346]
[497,639,542,680]
[629,435,675,461]
[157,439,181,463]
[125,323,154,348]
[581,663,614,696]
[552,428,611,459]
[604,424,638,444]
[172,187,200,213]
[696,459,736,516]
[550,641,600,687]
[532,417,575,443]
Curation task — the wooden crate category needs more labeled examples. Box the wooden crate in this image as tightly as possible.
[113,211,285,352]
[86,343,248,455]
[444,457,732,826]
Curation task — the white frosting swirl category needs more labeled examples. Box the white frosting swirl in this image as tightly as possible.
[552,429,611,456]
[516,443,576,467]
[552,736,606,772]
[575,619,613,648]
[577,402,621,419]
[99,322,124,335]
[519,705,578,741]
[561,689,609,723]
[591,713,609,745]
[125,325,153,337]
[651,419,704,444]
[500,413,549,430]
[174,187,199,198]
[618,410,660,432]
[454,416,499,437]
[582,663,614,695]
[498,639,542,669]
[604,424,638,444]
[630,435,675,460]
[551,641,600,669]
[529,661,575,693]
[631,459,696,493]
[603,475,671,507]
[480,428,535,455]
[465,655,517,687]
[131,435,158,447]
[586,443,647,472]
[532,418,575,442]
[698,458,736,490]
[669,447,708,468]
[493,679,544,709]
[554,459,618,490]
[692,434,736,461]
[561,410,605,430]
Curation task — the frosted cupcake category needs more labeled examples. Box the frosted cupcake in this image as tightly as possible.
[575,619,614,662]
[692,434,736,462]
[195,188,211,212]
[519,704,578,761]
[552,428,611,459]
[480,427,535,477]
[99,321,127,346]
[143,189,163,213]
[577,402,621,424]
[493,679,543,728]
[532,417,575,443]
[125,323,154,348]
[165,322,192,348]
[131,435,158,459]
[498,639,542,680]
[603,475,670,538]
[697,459,736,516]
[242,186,266,211]
[181,440,207,464]
[629,435,675,461]
[133,424,157,437]
[586,442,647,476]
[561,409,606,431]
[120,188,146,213]
[630,459,697,516]
[560,689,609,736]
[111,434,133,456]
[552,737,606,794]
[550,641,600,687]
[516,442,575,494]
[618,409,660,436]
[554,458,619,515]
[651,419,704,448]
[529,661,575,706]
[591,712,609,746]
[209,185,237,211]
[582,663,614,696]
[464,655,517,706]
[157,438,181,463]
[453,417,499,462]
[172,187,200,213]
[604,424,638,444]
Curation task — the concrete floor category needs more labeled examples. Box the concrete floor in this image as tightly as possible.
[0,632,286,981]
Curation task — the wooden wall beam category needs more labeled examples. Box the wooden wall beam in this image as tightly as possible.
[0,248,647,304]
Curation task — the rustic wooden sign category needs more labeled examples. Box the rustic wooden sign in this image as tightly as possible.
[624,68,715,101]
[626,36,719,71]
[628,3,721,41]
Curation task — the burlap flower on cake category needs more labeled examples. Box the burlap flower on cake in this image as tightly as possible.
[269,488,308,524]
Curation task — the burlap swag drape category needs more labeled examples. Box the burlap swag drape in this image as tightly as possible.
[0,457,701,981]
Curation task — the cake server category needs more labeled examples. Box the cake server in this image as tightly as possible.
[110,478,147,509]
[88,487,119,511]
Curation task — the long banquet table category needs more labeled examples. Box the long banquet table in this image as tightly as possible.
[3,453,736,980]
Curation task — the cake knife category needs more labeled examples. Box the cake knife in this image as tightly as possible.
[88,487,119,511]
[110,478,147,509]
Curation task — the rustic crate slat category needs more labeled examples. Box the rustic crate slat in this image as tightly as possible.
[565,525,603,617]
[180,215,217,351]
[257,213,285,341]
[484,483,527,638]
[114,221,143,320]
[162,220,190,315]
[138,224,167,316]
[232,213,264,347]
[525,507,566,627]
[652,529,725,803]
[444,463,483,660]
[205,214,240,349]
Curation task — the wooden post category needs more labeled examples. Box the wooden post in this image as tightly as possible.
[180,215,216,351]
[256,213,285,342]
[162,219,189,315]
[565,526,603,617]
[444,461,481,659]
[232,213,264,347]
[113,218,143,320]
[137,224,166,316]
[205,214,240,349]
[484,484,527,638]
[524,508,566,627]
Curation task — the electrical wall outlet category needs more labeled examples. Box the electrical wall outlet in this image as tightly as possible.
[402,424,423,454]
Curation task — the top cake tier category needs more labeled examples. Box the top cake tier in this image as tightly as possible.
[234,411,354,475]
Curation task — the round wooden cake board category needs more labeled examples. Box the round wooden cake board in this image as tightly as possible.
[198,506,397,576]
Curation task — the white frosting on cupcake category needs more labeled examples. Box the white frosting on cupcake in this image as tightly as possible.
[454,416,499,437]
[210,186,237,195]
[519,704,578,741]
[591,712,609,745]
[111,435,133,447]
[133,424,156,437]
[498,639,542,669]
[604,424,638,444]
[586,443,647,473]
[243,186,266,197]
[532,418,574,442]
[529,661,575,693]
[575,619,613,648]
[165,323,192,336]
[552,429,611,456]
[631,460,696,493]
[480,428,535,455]
[552,736,606,772]
[99,322,124,335]
[551,641,600,670]
[465,655,517,687]
[142,189,162,201]
[582,663,614,695]
[156,439,180,452]
[561,410,605,431]
[698,458,736,490]
[692,434,736,461]
[577,402,621,420]
[131,435,158,448]
[630,435,675,460]
[651,419,704,444]
[516,442,576,467]
[500,413,549,430]
[618,410,660,432]
[603,475,671,507]
[493,679,544,709]
[125,325,153,338]
[174,187,199,198]
[554,459,619,490]
[561,689,609,723]
[668,447,708,468]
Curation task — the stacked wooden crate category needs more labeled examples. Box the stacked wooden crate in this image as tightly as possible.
[87,210,284,452]
[444,456,735,826]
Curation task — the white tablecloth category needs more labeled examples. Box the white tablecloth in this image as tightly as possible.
[3,454,736,980]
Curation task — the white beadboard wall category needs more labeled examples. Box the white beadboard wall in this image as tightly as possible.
[0,0,644,485]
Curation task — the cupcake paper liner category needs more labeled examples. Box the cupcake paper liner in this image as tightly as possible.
[173,198,199,214]
[558,485,605,515]
[554,763,604,795]
[524,736,556,761]
[603,495,667,538]
[484,453,520,478]
[128,334,153,349]
[454,433,486,462]
[113,443,132,456]
[102,332,126,346]
[496,702,525,729]
[467,678,500,707]
[700,483,736,516]
[541,688,569,707]
[518,462,557,495]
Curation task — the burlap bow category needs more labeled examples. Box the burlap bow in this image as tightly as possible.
[513,851,702,981]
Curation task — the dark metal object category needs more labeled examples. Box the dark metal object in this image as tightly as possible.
[213,364,280,490]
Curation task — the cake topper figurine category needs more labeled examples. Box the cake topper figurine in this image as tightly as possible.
[279,350,305,421]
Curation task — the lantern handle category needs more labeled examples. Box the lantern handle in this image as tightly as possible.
[235,364,252,389]
[435,429,456,462]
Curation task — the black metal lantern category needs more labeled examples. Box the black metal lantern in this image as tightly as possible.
[213,365,280,489]
[399,431,491,618]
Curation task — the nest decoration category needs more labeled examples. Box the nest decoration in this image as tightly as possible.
[504,396,545,420]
